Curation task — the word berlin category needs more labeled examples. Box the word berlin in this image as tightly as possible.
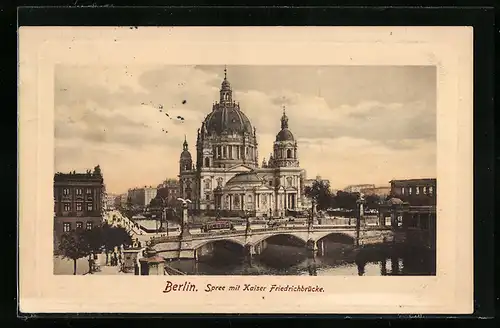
[163,281,324,293]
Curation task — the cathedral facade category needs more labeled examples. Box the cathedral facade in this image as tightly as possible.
[178,69,307,217]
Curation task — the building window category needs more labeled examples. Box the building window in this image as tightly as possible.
[87,203,93,211]
[401,187,405,195]
[76,222,83,229]
[204,157,210,167]
[287,149,292,159]
[204,180,211,190]
[269,181,273,187]
[76,188,83,196]
[416,187,420,195]
[63,203,71,212]
[206,194,210,201]
[76,203,83,212]
[63,222,71,232]
[408,187,412,195]
[429,186,434,195]
[229,147,233,159]
[86,188,92,195]
[86,221,93,230]
[63,188,70,196]
[222,147,227,158]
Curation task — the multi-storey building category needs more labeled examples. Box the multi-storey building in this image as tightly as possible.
[178,68,307,217]
[389,178,436,206]
[128,186,158,208]
[53,165,104,250]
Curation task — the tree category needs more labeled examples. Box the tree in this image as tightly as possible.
[304,180,334,211]
[57,229,91,275]
[83,227,105,273]
[334,191,358,210]
[98,223,133,265]
[365,194,382,210]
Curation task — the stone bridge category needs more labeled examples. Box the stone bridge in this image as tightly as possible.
[149,225,395,260]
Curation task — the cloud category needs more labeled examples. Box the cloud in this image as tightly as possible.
[54,65,436,193]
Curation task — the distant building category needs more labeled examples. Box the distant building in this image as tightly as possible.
[389,178,436,206]
[118,193,128,208]
[344,184,375,193]
[128,186,158,208]
[303,175,331,189]
[53,165,104,251]
[104,194,116,211]
[361,186,391,197]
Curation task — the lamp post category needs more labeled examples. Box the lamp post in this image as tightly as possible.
[355,194,366,247]
[159,196,170,237]
[177,198,192,237]
[308,199,315,232]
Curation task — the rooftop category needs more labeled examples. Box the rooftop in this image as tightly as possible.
[390,178,436,185]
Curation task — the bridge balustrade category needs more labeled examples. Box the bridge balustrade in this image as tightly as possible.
[148,224,393,246]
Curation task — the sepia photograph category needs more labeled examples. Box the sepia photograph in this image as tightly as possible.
[19,26,473,314]
[53,64,437,277]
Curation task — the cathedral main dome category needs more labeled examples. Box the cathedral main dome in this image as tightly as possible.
[195,67,259,169]
[202,68,253,136]
[203,105,253,135]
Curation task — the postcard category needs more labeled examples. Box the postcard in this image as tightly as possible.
[18,26,473,314]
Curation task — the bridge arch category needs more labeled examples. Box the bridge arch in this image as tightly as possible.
[315,232,356,245]
[193,238,246,251]
[251,233,308,248]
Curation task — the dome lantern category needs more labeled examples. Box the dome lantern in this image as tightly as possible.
[219,65,232,105]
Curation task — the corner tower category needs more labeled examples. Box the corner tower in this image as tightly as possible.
[179,136,193,173]
[269,106,299,168]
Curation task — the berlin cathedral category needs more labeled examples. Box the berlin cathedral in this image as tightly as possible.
[179,68,308,217]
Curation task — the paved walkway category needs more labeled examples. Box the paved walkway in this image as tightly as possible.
[92,264,132,275]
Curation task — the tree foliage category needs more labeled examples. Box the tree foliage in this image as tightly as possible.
[57,224,133,274]
[57,229,91,275]
[364,194,383,209]
[304,180,333,211]
[334,191,359,210]
[102,223,133,249]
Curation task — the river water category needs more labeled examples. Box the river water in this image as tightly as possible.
[166,241,436,276]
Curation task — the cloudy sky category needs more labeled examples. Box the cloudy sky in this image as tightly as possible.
[54,65,436,194]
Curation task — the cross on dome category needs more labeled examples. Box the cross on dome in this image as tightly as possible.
[183,135,188,150]
[281,105,289,130]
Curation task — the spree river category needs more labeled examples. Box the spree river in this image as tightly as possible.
[166,241,436,276]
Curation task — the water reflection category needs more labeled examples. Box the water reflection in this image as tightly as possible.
[167,240,435,276]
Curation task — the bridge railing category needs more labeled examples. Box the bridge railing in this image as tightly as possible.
[149,224,393,246]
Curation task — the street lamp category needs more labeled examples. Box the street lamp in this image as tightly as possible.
[160,196,169,237]
[355,194,366,246]
[177,198,192,236]
[308,199,315,231]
